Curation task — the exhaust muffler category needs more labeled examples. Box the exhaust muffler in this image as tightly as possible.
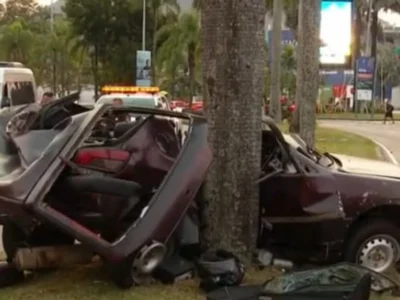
[132,241,166,274]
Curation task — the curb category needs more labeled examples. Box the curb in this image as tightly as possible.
[317,118,400,122]
[373,140,399,165]
[318,122,398,165]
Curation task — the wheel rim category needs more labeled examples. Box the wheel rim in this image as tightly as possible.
[356,234,400,273]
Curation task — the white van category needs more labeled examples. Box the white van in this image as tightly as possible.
[0,62,37,108]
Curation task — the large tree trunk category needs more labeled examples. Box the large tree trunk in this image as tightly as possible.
[200,0,264,264]
[269,0,282,122]
[292,0,320,146]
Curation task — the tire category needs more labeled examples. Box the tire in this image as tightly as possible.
[107,255,138,289]
[2,222,75,263]
[344,219,400,273]
[0,262,24,287]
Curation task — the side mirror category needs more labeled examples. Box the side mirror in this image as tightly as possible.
[1,97,11,108]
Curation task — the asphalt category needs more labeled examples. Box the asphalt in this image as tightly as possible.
[319,120,400,164]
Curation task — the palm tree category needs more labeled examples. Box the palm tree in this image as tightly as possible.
[265,0,298,30]
[0,20,33,63]
[290,0,320,146]
[156,10,200,104]
[281,45,296,97]
[147,0,180,85]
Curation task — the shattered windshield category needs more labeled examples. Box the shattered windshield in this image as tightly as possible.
[286,133,339,168]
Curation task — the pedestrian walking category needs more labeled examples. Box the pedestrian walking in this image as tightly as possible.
[383,99,395,124]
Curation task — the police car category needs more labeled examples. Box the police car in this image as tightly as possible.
[96,85,183,137]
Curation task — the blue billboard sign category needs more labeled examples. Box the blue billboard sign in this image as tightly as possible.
[355,56,375,101]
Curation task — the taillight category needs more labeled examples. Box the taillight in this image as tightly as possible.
[74,148,130,172]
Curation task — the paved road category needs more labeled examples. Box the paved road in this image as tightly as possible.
[319,120,400,164]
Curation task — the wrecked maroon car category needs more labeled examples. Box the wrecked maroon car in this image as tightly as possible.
[0,92,211,288]
[258,117,400,275]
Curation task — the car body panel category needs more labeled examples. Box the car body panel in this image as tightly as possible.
[258,117,400,262]
[23,104,211,262]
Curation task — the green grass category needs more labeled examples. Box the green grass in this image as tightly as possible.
[0,263,281,300]
[0,263,396,300]
[317,112,400,121]
[279,124,379,160]
[0,127,380,299]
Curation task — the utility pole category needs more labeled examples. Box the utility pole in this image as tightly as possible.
[142,0,146,50]
[269,0,282,122]
[50,0,56,96]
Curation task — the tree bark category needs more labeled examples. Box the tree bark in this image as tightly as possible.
[200,0,264,264]
[292,0,320,146]
[269,0,282,122]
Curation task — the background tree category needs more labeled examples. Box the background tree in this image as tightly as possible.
[281,45,296,97]
[377,43,400,91]
[0,20,33,63]
[269,0,282,122]
[147,0,179,84]
[200,0,265,263]
[157,10,200,103]
[64,0,146,85]
[0,0,38,25]
[290,0,320,147]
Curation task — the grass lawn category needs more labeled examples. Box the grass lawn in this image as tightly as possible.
[279,123,379,160]
[317,112,400,121]
[0,126,381,299]
[0,263,282,300]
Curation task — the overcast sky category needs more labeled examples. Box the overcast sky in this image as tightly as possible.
[4,0,400,26]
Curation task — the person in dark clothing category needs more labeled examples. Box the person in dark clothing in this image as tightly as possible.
[384,100,395,124]
[41,92,54,105]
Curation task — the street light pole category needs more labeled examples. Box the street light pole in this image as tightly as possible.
[50,0,56,96]
[142,0,146,50]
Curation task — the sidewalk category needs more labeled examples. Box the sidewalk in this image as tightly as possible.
[318,120,399,164]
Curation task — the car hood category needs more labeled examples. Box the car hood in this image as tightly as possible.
[334,154,400,178]
[282,134,400,178]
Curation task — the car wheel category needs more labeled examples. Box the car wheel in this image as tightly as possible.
[344,219,400,273]
[2,222,75,264]
[109,259,138,289]
[0,262,25,287]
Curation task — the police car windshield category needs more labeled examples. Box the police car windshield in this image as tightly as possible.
[96,96,156,108]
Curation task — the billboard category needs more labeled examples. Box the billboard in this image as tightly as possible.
[136,50,151,86]
[320,0,352,66]
[355,56,375,101]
